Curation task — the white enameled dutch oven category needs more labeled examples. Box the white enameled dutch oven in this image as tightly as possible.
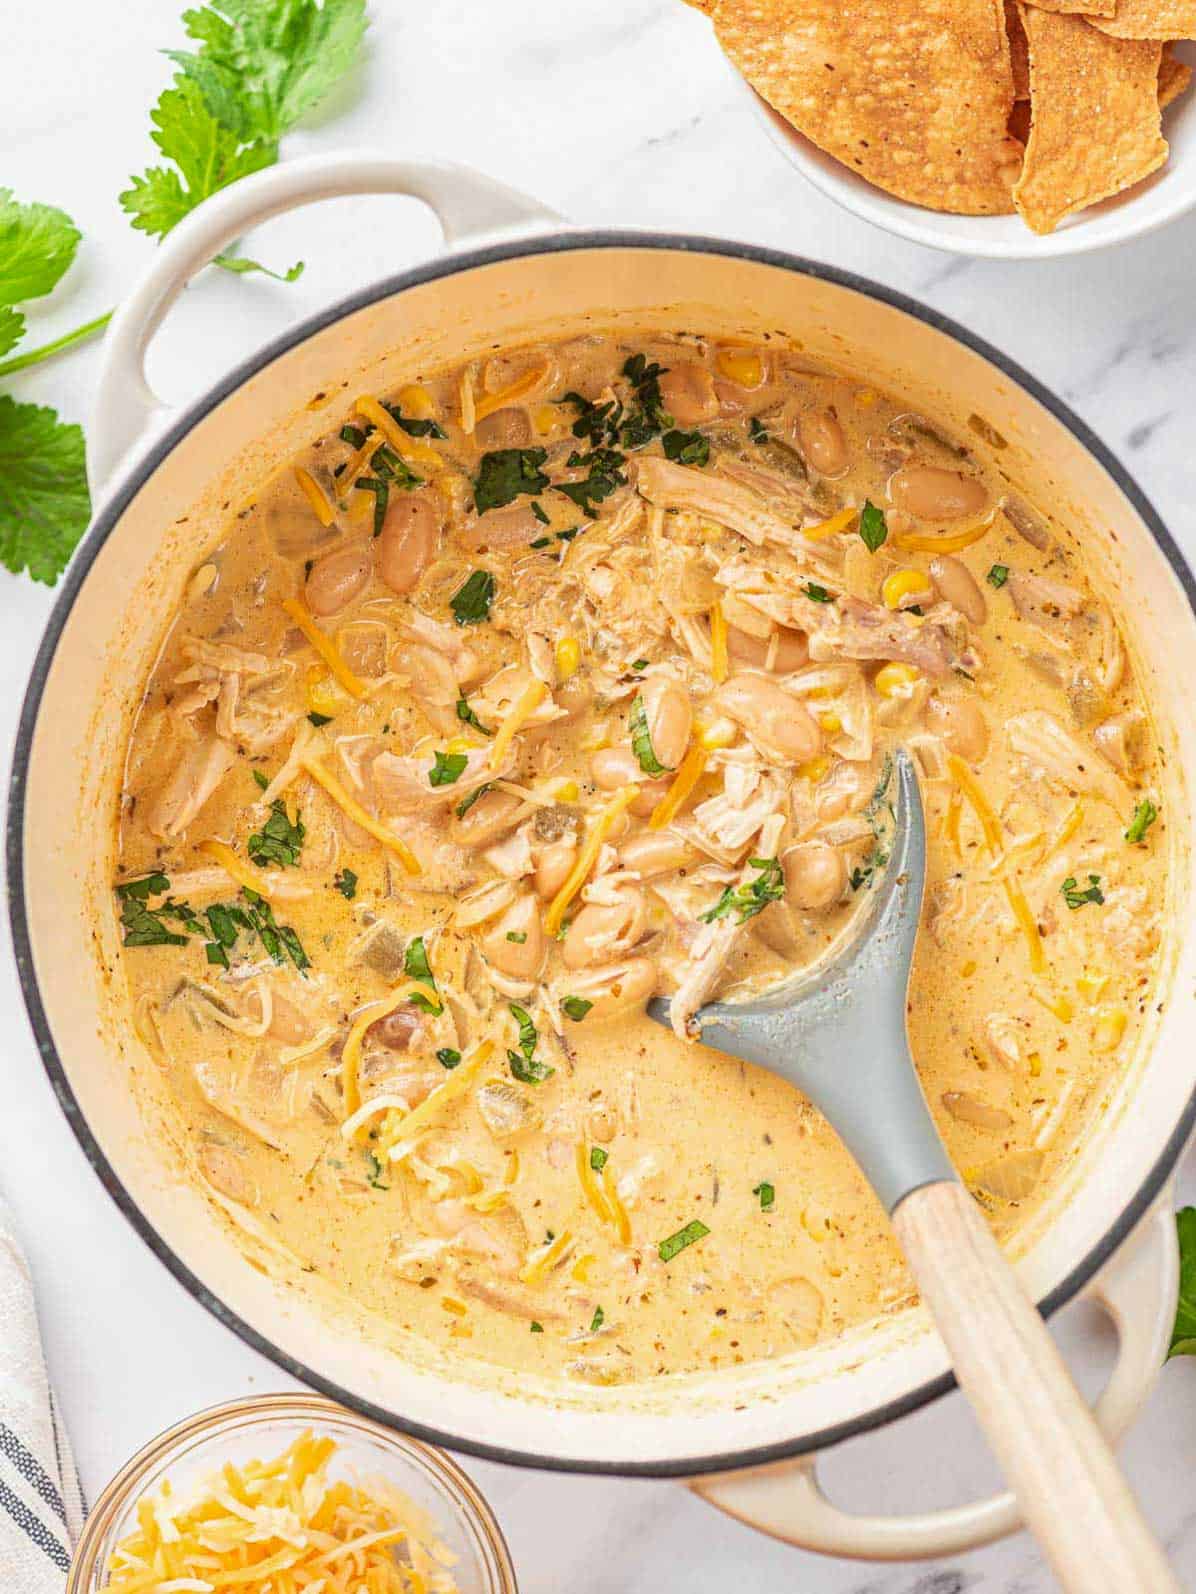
[9,154,1196,1563]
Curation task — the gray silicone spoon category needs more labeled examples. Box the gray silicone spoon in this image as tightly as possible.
[648,750,1175,1593]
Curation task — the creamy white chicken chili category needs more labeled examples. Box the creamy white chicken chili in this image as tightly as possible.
[115,335,1165,1384]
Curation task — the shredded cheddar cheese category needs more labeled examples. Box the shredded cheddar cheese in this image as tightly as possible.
[1003,877,1046,974]
[340,985,427,1121]
[545,785,641,935]
[473,360,551,423]
[281,597,370,701]
[299,754,421,876]
[488,678,548,770]
[948,755,1005,855]
[708,600,729,684]
[355,394,443,471]
[893,509,999,555]
[379,1041,494,1151]
[648,745,708,830]
[576,1140,613,1226]
[601,1161,632,1245]
[97,1430,460,1594]
[293,465,334,526]
[801,505,857,541]
[519,1227,574,1285]
[198,839,278,902]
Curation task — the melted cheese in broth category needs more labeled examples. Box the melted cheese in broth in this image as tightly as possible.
[115,335,1166,1385]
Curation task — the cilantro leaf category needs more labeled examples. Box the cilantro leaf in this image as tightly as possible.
[858,500,888,553]
[429,750,468,787]
[436,1047,462,1070]
[987,563,1010,589]
[0,308,23,362]
[804,582,833,603]
[508,1048,555,1085]
[247,797,305,867]
[661,429,710,467]
[450,569,496,625]
[753,1181,775,1211]
[0,189,81,307]
[474,448,549,514]
[333,868,356,899]
[1169,1207,1196,1358]
[629,694,670,775]
[553,447,626,517]
[589,1146,607,1172]
[1125,799,1158,845]
[1061,873,1104,910]
[658,1219,709,1263]
[119,76,279,246]
[167,0,368,145]
[699,856,785,924]
[562,995,593,1022]
[456,695,492,735]
[0,396,90,584]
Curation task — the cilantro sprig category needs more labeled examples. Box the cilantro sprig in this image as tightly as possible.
[699,857,785,925]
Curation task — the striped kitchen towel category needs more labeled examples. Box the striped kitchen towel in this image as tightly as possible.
[0,1191,85,1589]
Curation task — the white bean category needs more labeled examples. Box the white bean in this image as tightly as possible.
[304,544,372,615]
[590,747,669,816]
[639,677,692,770]
[714,674,822,764]
[618,830,698,877]
[889,466,986,522]
[535,840,577,899]
[929,554,986,625]
[795,410,848,476]
[924,694,989,762]
[480,894,545,979]
[450,789,524,849]
[378,492,439,594]
[657,364,719,427]
[782,842,846,911]
[562,887,646,970]
[727,625,809,673]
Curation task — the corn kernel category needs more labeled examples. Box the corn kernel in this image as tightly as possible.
[799,755,830,784]
[856,388,878,407]
[445,735,472,755]
[1027,1050,1043,1078]
[580,723,610,752]
[397,383,434,419]
[556,636,582,679]
[554,779,580,803]
[1093,1007,1127,1054]
[1032,985,1074,1024]
[874,662,921,699]
[960,959,977,977]
[1077,971,1109,1004]
[533,403,558,436]
[716,349,764,387]
[306,670,352,718]
[440,1296,468,1316]
[571,1253,596,1284]
[697,715,738,749]
[818,711,842,734]
[882,569,929,610]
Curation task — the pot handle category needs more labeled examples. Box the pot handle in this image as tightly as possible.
[87,153,561,497]
[691,1198,1177,1561]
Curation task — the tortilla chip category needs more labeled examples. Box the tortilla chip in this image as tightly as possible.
[1023,0,1114,12]
[1006,0,1031,95]
[713,0,1022,214]
[1160,44,1193,108]
[1013,6,1166,232]
[1092,1,1196,38]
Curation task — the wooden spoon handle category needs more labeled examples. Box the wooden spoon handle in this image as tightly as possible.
[893,1180,1176,1593]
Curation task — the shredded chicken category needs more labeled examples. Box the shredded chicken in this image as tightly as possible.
[1006,711,1129,809]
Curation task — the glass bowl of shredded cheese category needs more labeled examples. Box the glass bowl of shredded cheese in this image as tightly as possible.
[67,1394,517,1594]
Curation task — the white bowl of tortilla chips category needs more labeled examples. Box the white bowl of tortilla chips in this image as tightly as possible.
[691,0,1196,257]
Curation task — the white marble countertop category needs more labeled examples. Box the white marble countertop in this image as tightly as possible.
[5,2,1196,1589]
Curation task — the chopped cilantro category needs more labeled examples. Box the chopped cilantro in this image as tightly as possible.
[753,1181,775,1211]
[404,935,443,1015]
[333,868,357,900]
[456,695,492,735]
[661,429,710,467]
[987,563,1010,589]
[364,1150,388,1191]
[508,1049,554,1085]
[590,1306,605,1333]
[436,1047,462,1070]
[1169,1207,1196,1358]
[115,874,191,948]
[659,1220,710,1263]
[307,711,332,727]
[629,694,670,775]
[339,423,366,448]
[505,930,528,944]
[450,569,496,626]
[562,995,593,1022]
[858,499,888,553]
[530,1321,544,1333]
[590,1146,608,1172]
[748,416,769,445]
[473,448,549,513]
[531,501,550,525]
[529,536,552,550]
[1062,873,1105,910]
[1125,799,1158,844]
[251,768,270,791]
[383,402,446,440]
[553,446,627,517]
[429,750,468,787]
[803,583,833,603]
[699,856,785,924]
[247,797,304,868]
